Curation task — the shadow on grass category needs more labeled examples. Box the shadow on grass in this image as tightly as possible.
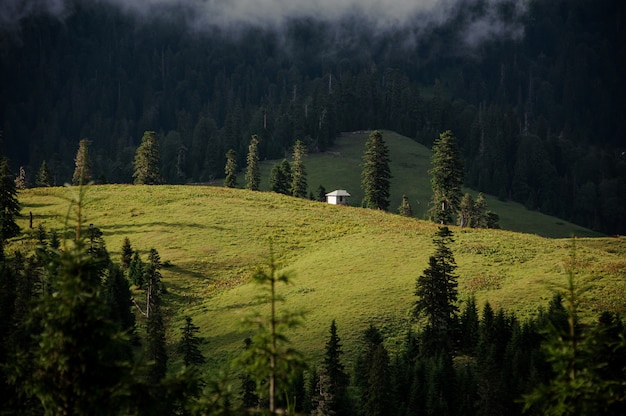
[100,222,226,236]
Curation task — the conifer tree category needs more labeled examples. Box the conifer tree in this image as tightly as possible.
[474,192,489,228]
[414,226,459,353]
[270,159,292,195]
[144,248,163,318]
[36,160,52,187]
[128,250,144,288]
[398,194,413,217]
[428,130,463,224]
[457,193,475,227]
[178,316,205,367]
[224,149,238,188]
[322,319,350,415]
[245,135,261,191]
[361,130,391,210]
[72,139,92,185]
[120,237,133,270]
[133,131,163,185]
[291,140,308,198]
[146,305,167,384]
[239,337,259,410]
[103,263,136,336]
[0,159,20,241]
[317,185,327,202]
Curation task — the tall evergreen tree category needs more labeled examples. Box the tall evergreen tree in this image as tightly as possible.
[177,316,205,367]
[128,250,144,288]
[224,149,238,188]
[316,185,327,202]
[103,263,136,336]
[245,135,261,191]
[0,159,20,241]
[322,319,350,415]
[144,248,163,319]
[133,131,163,185]
[457,193,475,227]
[146,305,167,384]
[120,237,133,270]
[361,130,391,210]
[290,140,308,198]
[14,166,26,190]
[414,226,459,353]
[428,130,464,224]
[473,192,489,228]
[72,139,92,185]
[36,160,52,187]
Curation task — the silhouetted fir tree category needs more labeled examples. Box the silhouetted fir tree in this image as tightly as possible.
[245,135,261,191]
[35,160,52,187]
[178,316,205,367]
[224,149,238,188]
[428,130,463,224]
[103,263,136,337]
[361,130,391,210]
[0,158,20,240]
[129,250,144,288]
[145,248,163,318]
[459,296,480,354]
[239,337,259,410]
[269,159,292,195]
[146,305,167,385]
[72,139,92,185]
[120,237,133,270]
[364,343,393,416]
[424,354,456,416]
[414,226,458,354]
[133,131,163,184]
[398,194,413,217]
[291,140,308,198]
[322,319,350,415]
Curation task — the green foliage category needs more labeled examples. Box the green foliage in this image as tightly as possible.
[291,140,308,198]
[361,130,392,210]
[146,306,168,384]
[319,319,350,414]
[428,130,463,224]
[316,185,327,202]
[270,159,292,195]
[133,131,163,185]
[414,227,459,353]
[236,245,305,414]
[224,149,238,188]
[0,158,21,240]
[72,139,92,185]
[178,316,205,367]
[36,161,52,187]
[128,250,144,288]
[245,135,261,191]
[120,237,133,270]
[398,194,413,217]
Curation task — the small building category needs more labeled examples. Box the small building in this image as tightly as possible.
[326,189,351,205]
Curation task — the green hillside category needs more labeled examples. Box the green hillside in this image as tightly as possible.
[14,184,625,370]
[250,130,601,238]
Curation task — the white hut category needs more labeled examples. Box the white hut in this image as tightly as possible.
[325,189,351,205]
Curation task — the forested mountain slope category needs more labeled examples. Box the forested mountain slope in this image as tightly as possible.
[1,0,625,233]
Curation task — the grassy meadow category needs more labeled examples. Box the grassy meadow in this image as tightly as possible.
[13,182,626,371]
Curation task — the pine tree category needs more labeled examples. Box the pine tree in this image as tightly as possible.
[36,161,52,187]
[473,192,489,228]
[270,159,292,195]
[322,320,350,415]
[428,130,464,224]
[128,250,144,288]
[398,194,413,217]
[224,149,238,188]
[146,305,167,384]
[178,316,205,367]
[133,131,163,185]
[361,130,392,210]
[245,135,261,191]
[0,159,20,241]
[317,185,327,202]
[239,337,259,410]
[291,140,308,198]
[414,226,459,353]
[72,139,92,185]
[120,237,133,270]
[144,248,163,319]
[103,263,136,336]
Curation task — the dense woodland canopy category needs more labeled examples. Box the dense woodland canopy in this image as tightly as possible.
[1,0,625,234]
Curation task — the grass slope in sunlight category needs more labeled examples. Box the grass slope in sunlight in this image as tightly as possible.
[14,185,625,371]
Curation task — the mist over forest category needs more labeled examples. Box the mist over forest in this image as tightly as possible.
[1,0,625,234]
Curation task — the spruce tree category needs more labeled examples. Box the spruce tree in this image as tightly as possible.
[36,160,52,187]
[457,193,475,227]
[128,251,144,288]
[474,192,488,228]
[14,166,26,190]
[322,319,350,415]
[317,185,327,202]
[133,131,163,185]
[361,130,392,210]
[245,135,261,191]
[146,305,167,384]
[178,316,205,367]
[414,226,459,353]
[270,159,292,195]
[72,139,92,185]
[398,194,413,217]
[120,237,133,270]
[224,149,238,188]
[290,140,308,198]
[428,130,464,224]
[0,159,20,241]
[103,263,136,336]
[144,248,163,318]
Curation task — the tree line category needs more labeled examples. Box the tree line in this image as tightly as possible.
[1,0,625,234]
